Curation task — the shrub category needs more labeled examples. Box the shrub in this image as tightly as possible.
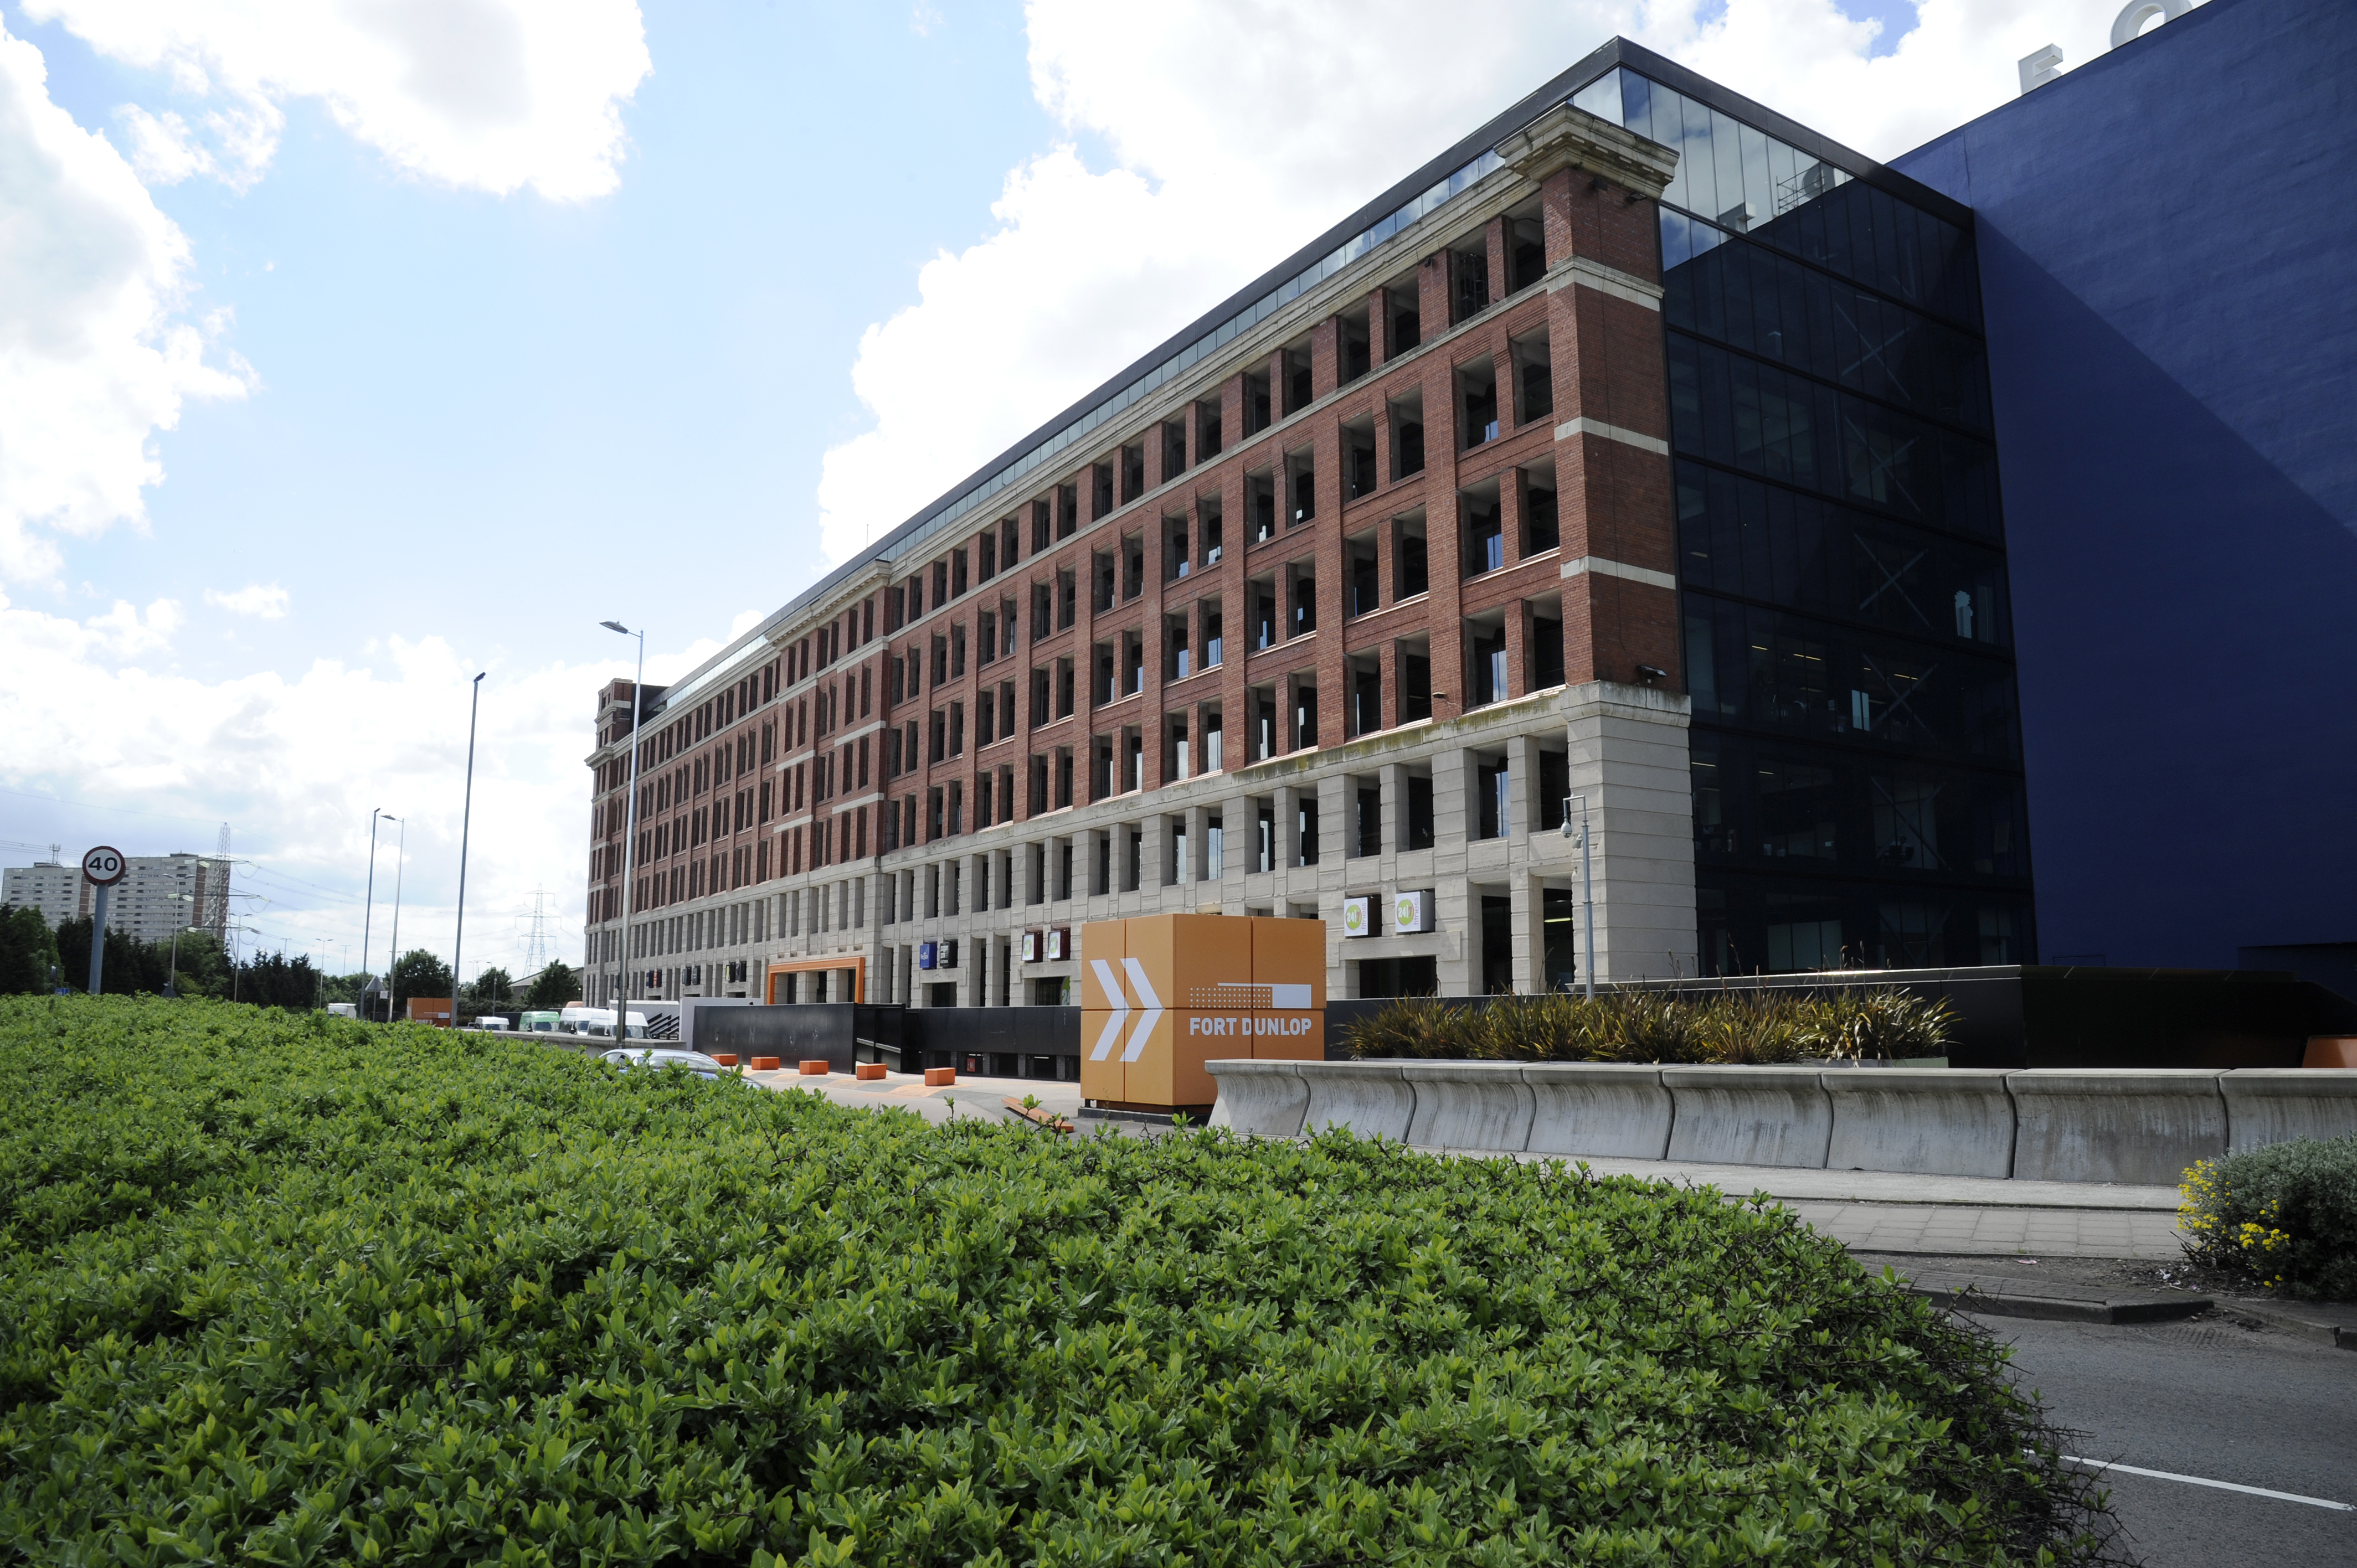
[2180,1134,2357,1301]
[1347,986,1955,1067]
[0,997,2107,1564]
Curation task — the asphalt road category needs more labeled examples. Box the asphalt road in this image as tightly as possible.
[1975,1312,2357,1566]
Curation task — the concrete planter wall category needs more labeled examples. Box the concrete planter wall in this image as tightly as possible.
[1524,1064,1675,1158]
[1301,1061,1417,1140]
[1822,1069,2019,1179]
[2219,1069,2357,1154]
[1203,1060,2357,1185]
[2008,1070,2228,1185]
[1661,1066,1835,1168]
[1204,1060,1310,1137]
[1403,1062,1535,1150]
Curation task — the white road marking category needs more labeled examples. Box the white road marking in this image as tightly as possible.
[2063,1457,2355,1512]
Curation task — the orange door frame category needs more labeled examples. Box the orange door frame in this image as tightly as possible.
[765,956,867,1004]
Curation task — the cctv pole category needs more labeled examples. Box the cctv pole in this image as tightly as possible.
[1562,796,1595,1000]
[451,672,486,1029]
[601,621,646,1012]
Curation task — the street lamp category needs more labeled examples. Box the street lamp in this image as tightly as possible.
[451,671,486,1028]
[601,621,646,1014]
[362,809,390,1019]
[162,891,194,997]
[387,816,406,1023]
[1561,795,1596,1000]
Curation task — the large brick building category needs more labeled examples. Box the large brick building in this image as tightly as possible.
[581,39,2035,1010]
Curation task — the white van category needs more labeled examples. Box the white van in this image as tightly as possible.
[558,1005,650,1040]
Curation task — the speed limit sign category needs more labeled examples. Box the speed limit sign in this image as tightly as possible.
[81,846,126,885]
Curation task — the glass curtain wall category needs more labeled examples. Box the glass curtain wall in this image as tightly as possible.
[1575,68,2035,974]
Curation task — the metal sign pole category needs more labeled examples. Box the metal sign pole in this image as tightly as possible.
[88,884,110,995]
[80,847,126,996]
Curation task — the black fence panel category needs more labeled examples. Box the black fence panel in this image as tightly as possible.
[909,1006,1081,1080]
[697,1004,859,1073]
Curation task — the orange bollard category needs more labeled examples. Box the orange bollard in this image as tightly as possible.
[710,1054,738,1067]
[923,1067,956,1086]
[750,1056,781,1071]
[798,1059,829,1076]
[855,1062,887,1080]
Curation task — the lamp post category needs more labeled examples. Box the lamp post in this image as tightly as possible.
[362,810,389,1020]
[451,672,486,1029]
[164,891,194,997]
[601,621,646,1013]
[1561,795,1595,1000]
[387,817,406,1023]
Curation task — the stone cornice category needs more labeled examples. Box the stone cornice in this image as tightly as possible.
[1494,104,1678,199]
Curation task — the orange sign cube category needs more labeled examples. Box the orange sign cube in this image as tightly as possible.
[1077,913,1325,1110]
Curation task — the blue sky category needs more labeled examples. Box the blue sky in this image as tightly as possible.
[0,0,2159,982]
[16,2,1052,682]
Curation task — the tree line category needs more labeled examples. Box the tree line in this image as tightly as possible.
[0,906,577,1014]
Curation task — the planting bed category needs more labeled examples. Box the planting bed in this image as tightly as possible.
[1,998,2115,1564]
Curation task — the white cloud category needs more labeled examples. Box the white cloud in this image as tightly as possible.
[811,0,2179,566]
[0,22,256,585]
[206,581,290,619]
[83,594,182,655]
[27,0,654,200]
[112,100,282,191]
[0,587,734,978]
[1,0,652,589]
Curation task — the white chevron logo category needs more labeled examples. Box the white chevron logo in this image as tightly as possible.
[1088,956,1165,1061]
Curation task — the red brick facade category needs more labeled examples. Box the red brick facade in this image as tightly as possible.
[583,105,1690,1005]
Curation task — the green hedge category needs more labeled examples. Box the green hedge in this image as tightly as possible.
[2180,1134,2357,1301]
[1346,987,1957,1065]
[1,998,2108,1564]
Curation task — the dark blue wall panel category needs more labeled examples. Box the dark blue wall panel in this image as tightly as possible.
[1891,0,2357,967]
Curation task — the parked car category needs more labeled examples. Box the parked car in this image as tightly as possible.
[599,1048,726,1080]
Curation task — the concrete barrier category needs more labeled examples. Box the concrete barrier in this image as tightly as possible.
[1663,1067,1834,1168]
[1823,1069,2017,1179]
[1206,1060,1310,1138]
[2008,1070,2225,1185]
[2220,1069,2357,1154]
[1521,1064,1675,1159]
[1403,1062,1535,1151]
[1301,1060,1416,1141]
[1208,1059,2355,1184]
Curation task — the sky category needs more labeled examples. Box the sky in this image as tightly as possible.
[0,0,2188,986]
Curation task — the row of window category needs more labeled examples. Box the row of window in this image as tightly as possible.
[879,599,1567,789]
